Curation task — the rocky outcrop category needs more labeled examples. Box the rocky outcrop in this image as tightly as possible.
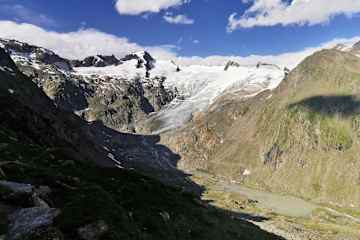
[0,180,60,240]
[352,41,360,50]
[121,51,156,71]
[77,220,109,240]
[71,55,121,67]
[224,60,241,71]
[0,181,33,204]
[7,207,60,240]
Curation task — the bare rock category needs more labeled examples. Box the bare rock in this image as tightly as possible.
[7,207,60,240]
[0,181,34,204]
[78,220,109,240]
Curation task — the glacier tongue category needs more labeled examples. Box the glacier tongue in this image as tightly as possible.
[149,63,285,133]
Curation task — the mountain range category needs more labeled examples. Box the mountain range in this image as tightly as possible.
[1,38,360,239]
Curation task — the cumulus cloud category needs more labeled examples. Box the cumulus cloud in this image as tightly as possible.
[0,21,177,60]
[115,0,190,15]
[228,0,360,31]
[163,13,194,24]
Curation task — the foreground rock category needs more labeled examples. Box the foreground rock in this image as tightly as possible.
[7,207,60,240]
[78,220,109,240]
[0,181,33,205]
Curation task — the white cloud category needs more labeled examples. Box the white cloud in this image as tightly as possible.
[115,0,190,15]
[193,39,200,44]
[0,21,359,70]
[177,36,360,68]
[163,13,194,24]
[0,21,177,60]
[0,4,56,27]
[228,0,360,31]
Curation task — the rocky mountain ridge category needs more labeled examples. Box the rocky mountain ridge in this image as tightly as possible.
[0,38,287,134]
[0,39,177,133]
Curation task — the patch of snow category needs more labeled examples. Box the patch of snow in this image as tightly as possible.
[107,152,124,168]
[94,55,103,64]
[243,169,251,176]
[0,66,15,75]
[334,43,353,51]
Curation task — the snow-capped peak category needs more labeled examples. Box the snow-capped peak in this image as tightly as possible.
[0,38,72,71]
[121,51,156,71]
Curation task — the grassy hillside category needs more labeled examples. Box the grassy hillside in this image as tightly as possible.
[165,49,360,208]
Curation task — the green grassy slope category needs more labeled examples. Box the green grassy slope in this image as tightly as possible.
[167,49,360,208]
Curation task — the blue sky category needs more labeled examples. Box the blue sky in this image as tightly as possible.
[0,0,360,62]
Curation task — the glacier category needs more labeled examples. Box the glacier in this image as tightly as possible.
[76,55,285,133]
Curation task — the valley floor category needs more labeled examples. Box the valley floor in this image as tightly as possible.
[190,171,360,240]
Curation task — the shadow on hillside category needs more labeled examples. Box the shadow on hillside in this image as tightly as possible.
[86,121,280,229]
[288,95,360,117]
[85,120,204,193]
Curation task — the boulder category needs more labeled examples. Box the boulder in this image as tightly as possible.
[0,181,33,204]
[78,220,109,240]
[7,207,60,240]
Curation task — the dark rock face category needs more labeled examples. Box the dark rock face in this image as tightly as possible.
[0,181,34,205]
[352,41,360,50]
[263,144,283,169]
[224,60,240,71]
[0,47,18,72]
[77,220,109,240]
[7,207,60,240]
[256,62,281,70]
[84,76,176,132]
[121,51,156,71]
[71,55,121,68]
